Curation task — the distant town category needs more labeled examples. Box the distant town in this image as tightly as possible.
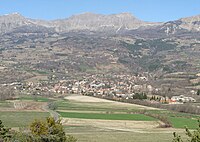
[2,73,197,106]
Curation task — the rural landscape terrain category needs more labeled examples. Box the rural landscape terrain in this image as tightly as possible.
[0,12,200,142]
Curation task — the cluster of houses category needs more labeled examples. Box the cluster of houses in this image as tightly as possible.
[157,95,196,104]
[2,73,197,104]
[51,74,153,98]
[170,95,196,104]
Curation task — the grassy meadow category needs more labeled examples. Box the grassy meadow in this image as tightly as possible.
[0,111,49,127]
[58,111,156,121]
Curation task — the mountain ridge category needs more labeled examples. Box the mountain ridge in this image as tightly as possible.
[0,12,159,34]
[0,12,200,35]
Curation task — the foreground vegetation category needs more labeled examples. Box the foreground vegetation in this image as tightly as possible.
[172,120,200,142]
[0,117,77,142]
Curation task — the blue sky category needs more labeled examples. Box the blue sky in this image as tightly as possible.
[0,0,200,22]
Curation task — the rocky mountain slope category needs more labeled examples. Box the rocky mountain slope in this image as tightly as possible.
[0,12,158,34]
[0,13,31,33]
[127,15,200,38]
[50,13,157,32]
[1,13,200,36]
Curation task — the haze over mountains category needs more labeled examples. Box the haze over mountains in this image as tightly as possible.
[0,12,200,37]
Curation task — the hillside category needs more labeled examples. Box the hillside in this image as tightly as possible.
[0,13,200,99]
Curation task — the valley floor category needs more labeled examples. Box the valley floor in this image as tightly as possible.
[61,95,187,142]
[0,94,198,142]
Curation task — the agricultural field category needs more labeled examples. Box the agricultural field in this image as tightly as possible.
[0,94,199,142]
[0,111,49,127]
[0,95,51,128]
[69,131,187,142]
[55,95,199,142]
[169,116,199,129]
[0,101,13,108]
[59,112,156,121]
[16,95,52,102]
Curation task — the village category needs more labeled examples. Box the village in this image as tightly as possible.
[2,73,197,105]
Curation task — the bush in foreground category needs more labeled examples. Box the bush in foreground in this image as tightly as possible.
[0,117,77,142]
[0,120,12,142]
[172,120,200,142]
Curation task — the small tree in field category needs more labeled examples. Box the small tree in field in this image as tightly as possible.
[30,117,77,142]
[0,120,12,142]
[197,89,200,96]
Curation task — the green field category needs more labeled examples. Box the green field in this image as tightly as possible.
[0,111,50,127]
[56,98,200,129]
[17,95,51,102]
[169,116,199,129]
[146,110,200,129]
[58,111,156,121]
[0,101,13,108]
